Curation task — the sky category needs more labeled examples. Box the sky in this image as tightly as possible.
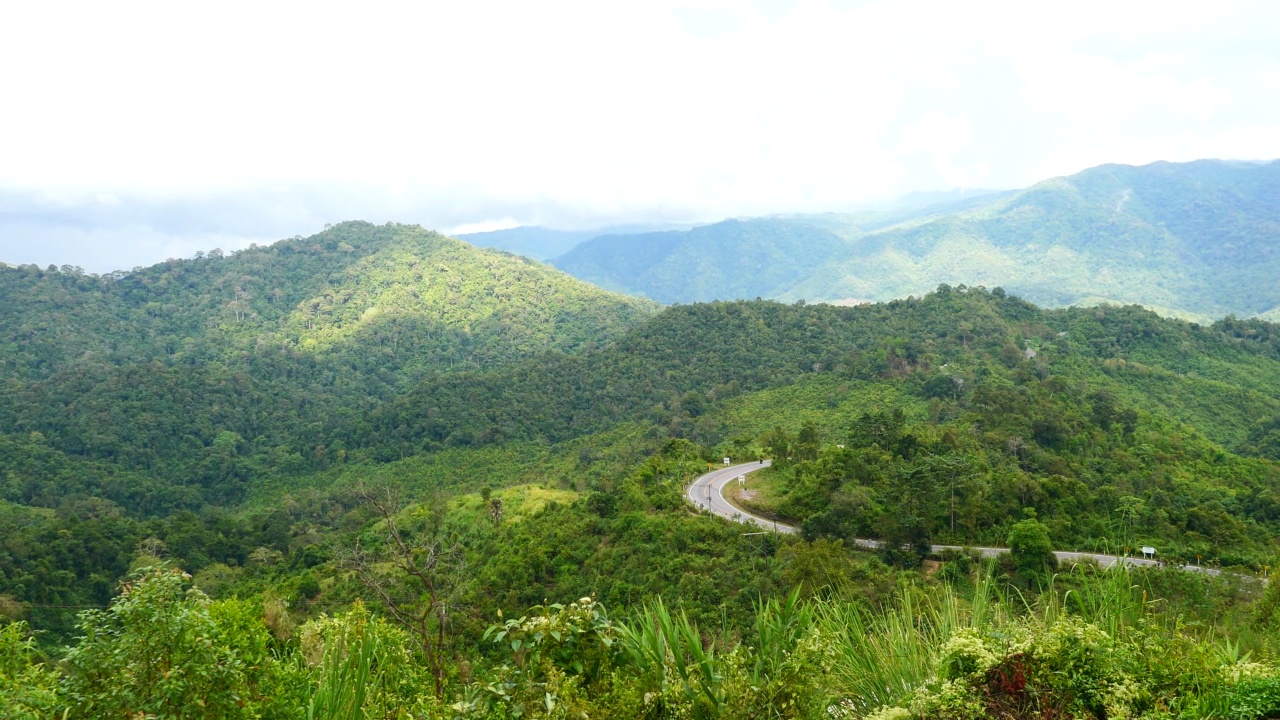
[2,0,1278,272]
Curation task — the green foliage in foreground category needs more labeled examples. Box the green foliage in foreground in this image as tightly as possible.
[0,620,59,719]
[4,562,1279,719]
[61,567,297,719]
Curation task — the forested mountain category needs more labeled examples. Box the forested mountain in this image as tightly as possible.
[552,218,854,303]
[5,219,1280,717]
[0,221,656,381]
[4,271,1280,715]
[550,160,1280,320]
[786,159,1280,319]
[0,221,656,496]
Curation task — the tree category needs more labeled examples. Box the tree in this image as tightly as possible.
[779,538,857,598]
[763,426,792,466]
[480,485,504,525]
[1007,518,1057,584]
[345,486,466,698]
[796,421,819,461]
[61,568,253,719]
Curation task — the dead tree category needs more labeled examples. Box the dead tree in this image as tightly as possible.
[345,484,465,698]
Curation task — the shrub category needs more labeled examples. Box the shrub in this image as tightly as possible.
[1227,676,1280,720]
[0,621,59,720]
[1007,518,1057,585]
[61,567,253,720]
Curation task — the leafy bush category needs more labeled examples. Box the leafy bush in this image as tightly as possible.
[0,621,59,720]
[61,567,258,719]
[60,567,312,720]
[1227,676,1280,720]
[1007,518,1058,585]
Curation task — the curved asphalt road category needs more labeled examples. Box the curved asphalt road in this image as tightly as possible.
[688,462,1230,578]
[687,460,794,534]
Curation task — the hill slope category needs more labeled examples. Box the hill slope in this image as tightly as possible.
[546,160,1280,320]
[351,289,1280,562]
[0,221,657,490]
[0,221,658,381]
[783,159,1280,319]
[363,290,1280,453]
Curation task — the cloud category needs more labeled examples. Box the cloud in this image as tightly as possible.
[446,218,524,236]
[1,0,1278,269]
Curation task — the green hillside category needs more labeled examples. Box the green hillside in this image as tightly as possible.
[784,159,1280,319]
[0,221,657,381]
[548,160,1280,321]
[351,289,1280,558]
[4,237,1280,716]
[0,221,657,492]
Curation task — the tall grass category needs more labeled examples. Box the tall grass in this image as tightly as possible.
[616,598,726,719]
[610,562,1246,718]
[1050,559,1149,640]
[307,624,381,720]
[615,591,820,719]
[812,561,1167,715]
[752,589,813,687]
[812,576,999,715]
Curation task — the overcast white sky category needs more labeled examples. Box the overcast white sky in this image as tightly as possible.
[2,0,1279,271]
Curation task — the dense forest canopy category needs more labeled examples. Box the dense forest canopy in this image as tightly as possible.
[4,276,1280,613]
[2,224,1280,717]
[0,221,656,491]
[0,220,656,381]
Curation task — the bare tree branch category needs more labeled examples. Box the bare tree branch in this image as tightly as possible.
[341,482,468,698]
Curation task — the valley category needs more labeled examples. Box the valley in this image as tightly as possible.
[2,188,1280,718]
[6,1,1279,713]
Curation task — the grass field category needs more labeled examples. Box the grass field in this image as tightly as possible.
[723,466,796,523]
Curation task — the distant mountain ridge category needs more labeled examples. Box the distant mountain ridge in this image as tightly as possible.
[454,227,600,260]
[552,218,854,303]
[547,160,1280,320]
[785,159,1280,320]
[457,222,689,260]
